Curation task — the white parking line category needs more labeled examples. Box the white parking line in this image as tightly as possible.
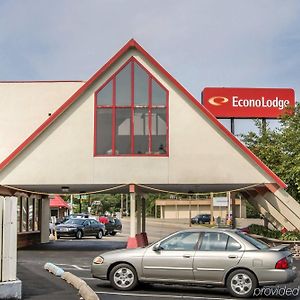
[71,264,84,270]
[95,291,233,299]
[55,263,90,270]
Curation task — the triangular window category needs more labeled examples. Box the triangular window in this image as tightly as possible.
[95,58,168,156]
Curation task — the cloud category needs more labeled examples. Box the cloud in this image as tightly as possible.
[0,0,299,99]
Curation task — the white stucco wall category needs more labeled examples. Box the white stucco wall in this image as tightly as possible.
[0,49,276,186]
[0,81,84,162]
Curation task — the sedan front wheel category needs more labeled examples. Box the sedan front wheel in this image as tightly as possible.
[75,230,83,239]
[109,263,138,291]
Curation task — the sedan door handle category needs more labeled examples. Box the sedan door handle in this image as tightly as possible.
[228,255,238,259]
[183,254,191,258]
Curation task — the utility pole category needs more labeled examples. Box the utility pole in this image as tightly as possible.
[125,194,129,216]
[189,196,192,227]
[120,194,124,218]
[210,192,214,225]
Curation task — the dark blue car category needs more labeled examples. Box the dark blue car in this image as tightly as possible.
[191,214,211,224]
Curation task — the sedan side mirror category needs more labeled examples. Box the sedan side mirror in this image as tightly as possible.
[153,244,162,251]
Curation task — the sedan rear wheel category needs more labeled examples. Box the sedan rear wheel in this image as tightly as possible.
[109,263,138,291]
[227,269,257,298]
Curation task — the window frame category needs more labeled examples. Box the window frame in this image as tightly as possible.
[159,231,201,251]
[94,57,169,157]
[18,196,40,233]
[197,232,242,252]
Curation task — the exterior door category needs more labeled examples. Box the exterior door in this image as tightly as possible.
[90,219,100,234]
[142,231,200,281]
[83,220,93,236]
[193,232,243,283]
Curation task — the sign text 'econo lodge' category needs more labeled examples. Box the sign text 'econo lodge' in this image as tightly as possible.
[202,88,295,118]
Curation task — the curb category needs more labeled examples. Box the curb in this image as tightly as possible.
[62,272,86,289]
[44,262,64,277]
[44,263,100,300]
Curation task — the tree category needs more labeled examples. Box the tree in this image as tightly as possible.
[241,103,300,202]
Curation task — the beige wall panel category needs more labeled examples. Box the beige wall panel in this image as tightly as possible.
[164,206,176,219]
[0,82,84,162]
[135,54,274,185]
[198,205,210,214]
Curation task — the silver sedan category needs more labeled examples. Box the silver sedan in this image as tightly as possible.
[91,228,297,298]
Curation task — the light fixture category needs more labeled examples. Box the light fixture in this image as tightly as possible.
[61,186,70,193]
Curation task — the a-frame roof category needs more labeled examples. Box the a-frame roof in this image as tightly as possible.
[50,195,69,208]
[0,39,286,188]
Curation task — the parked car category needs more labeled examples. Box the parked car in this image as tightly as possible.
[91,228,297,298]
[104,217,122,236]
[55,213,90,225]
[191,214,211,224]
[56,218,105,239]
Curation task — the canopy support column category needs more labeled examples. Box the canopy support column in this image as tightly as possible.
[141,196,146,233]
[136,196,141,234]
[41,196,50,243]
[127,185,138,248]
[231,192,236,229]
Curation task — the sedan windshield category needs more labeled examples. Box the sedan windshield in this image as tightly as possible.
[236,231,269,250]
[65,219,85,225]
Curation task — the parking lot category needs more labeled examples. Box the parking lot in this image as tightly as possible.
[18,219,300,300]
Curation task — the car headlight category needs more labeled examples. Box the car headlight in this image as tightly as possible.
[93,256,104,264]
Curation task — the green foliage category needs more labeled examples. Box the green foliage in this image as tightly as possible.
[246,201,260,218]
[247,224,300,241]
[281,231,300,241]
[89,194,121,214]
[248,224,281,239]
[241,103,300,202]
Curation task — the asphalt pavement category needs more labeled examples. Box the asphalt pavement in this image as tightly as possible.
[17,218,300,300]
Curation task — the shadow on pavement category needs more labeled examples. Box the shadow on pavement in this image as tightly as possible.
[18,263,79,300]
[19,239,127,251]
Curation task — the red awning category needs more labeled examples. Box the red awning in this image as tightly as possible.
[50,195,69,209]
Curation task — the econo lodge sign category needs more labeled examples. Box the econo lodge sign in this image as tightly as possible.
[202,87,295,118]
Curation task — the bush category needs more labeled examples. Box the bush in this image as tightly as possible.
[247,224,281,239]
[247,224,300,241]
[280,231,300,241]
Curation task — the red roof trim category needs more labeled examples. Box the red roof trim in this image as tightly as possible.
[0,80,85,83]
[0,39,286,188]
[0,40,135,171]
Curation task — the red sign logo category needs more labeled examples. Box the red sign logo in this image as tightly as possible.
[208,96,229,106]
[202,87,295,118]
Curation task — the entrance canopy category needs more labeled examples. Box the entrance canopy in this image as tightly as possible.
[5,183,263,195]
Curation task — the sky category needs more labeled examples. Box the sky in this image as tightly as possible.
[0,0,300,102]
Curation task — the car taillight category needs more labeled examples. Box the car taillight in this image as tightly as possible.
[275,257,289,269]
